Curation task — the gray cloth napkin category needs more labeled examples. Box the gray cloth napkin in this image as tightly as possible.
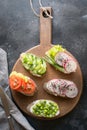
[0,48,35,130]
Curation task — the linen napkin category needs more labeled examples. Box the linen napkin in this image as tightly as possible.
[0,48,35,130]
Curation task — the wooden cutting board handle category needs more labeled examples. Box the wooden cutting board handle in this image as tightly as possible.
[40,7,52,46]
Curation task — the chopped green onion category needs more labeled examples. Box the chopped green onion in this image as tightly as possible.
[30,100,60,118]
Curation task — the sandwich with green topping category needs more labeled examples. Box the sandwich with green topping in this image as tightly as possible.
[27,99,60,118]
[45,45,77,74]
[20,53,47,77]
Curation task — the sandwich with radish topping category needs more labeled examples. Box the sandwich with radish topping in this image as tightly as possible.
[45,45,77,74]
[43,79,78,98]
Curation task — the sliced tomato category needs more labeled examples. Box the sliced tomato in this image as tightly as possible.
[9,72,36,96]
[23,79,36,95]
[9,75,22,90]
[17,80,26,92]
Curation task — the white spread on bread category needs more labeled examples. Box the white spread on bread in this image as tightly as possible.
[43,79,78,98]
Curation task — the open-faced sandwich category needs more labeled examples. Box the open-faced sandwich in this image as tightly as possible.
[9,71,37,96]
[27,99,60,118]
[20,53,47,77]
[43,79,78,98]
[45,45,77,74]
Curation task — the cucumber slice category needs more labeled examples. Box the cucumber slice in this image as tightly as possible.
[20,53,47,77]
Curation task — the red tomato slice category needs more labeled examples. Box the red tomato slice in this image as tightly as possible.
[9,75,22,90]
[23,79,36,95]
[17,80,26,92]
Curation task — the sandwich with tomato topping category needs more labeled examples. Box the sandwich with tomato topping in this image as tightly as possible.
[9,71,37,96]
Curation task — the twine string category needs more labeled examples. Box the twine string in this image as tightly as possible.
[29,0,53,18]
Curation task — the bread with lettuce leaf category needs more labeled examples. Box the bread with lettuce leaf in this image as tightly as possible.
[45,45,77,74]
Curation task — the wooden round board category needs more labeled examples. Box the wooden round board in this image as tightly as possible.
[11,7,83,120]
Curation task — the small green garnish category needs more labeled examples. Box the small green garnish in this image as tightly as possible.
[46,45,65,58]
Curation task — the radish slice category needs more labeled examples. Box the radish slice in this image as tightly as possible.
[55,52,69,66]
[65,84,78,98]
[55,52,77,73]
[64,60,77,73]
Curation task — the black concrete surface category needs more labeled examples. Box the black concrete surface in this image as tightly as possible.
[0,0,87,130]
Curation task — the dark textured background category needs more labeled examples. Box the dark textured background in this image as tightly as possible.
[0,0,87,130]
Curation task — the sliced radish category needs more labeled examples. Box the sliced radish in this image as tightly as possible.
[55,52,77,73]
[55,52,69,66]
[64,60,77,73]
[65,84,78,98]
[43,79,78,98]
